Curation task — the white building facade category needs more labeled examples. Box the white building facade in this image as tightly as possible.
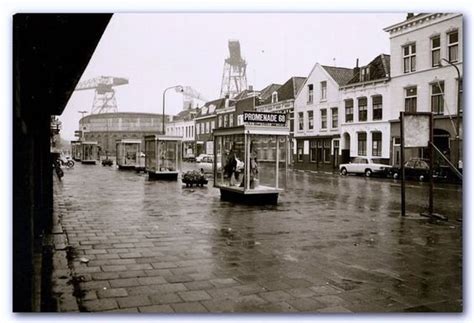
[339,54,392,164]
[293,64,354,171]
[384,13,463,166]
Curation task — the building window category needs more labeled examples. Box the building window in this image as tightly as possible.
[331,107,338,128]
[229,115,234,127]
[372,132,382,157]
[297,141,303,162]
[358,132,367,156]
[317,140,323,162]
[321,109,327,129]
[431,82,444,115]
[403,43,416,73]
[405,87,417,112]
[431,35,441,67]
[218,115,222,127]
[307,111,314,130]
[310,140,317,162]
[345,99,354,123]
[298,112,304,130]
[372,95,383,120]
[307,84,314,104]
[204,122,208,134]
[289,112,294,132]
[224,115,228,127]
[272,91,278,103]
[320,81,327,100]
[200,122,204,134]
[211,121,215,131]
[358,97,367,122]
[324,140,331,163]
[448,30,458,63]
[197,123,200,135]
[360,67,370,82]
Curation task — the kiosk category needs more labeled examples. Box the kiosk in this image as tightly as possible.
[213,112,289,204]
[116,139,142,170]
[71,140,82,161]
[81,141,99,164]
[144,135,182,180]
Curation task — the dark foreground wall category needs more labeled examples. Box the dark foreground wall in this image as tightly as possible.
[13,14,111,312]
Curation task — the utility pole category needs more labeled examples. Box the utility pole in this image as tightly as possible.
[441,58,462,169]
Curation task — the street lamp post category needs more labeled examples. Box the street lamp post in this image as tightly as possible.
[162,85,184,135]
[441,58,462,168]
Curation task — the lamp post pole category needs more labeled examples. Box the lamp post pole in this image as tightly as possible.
[441,58,462,168]
[162,85,183,135]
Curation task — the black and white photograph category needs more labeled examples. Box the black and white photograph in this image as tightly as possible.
[6,1,471,321]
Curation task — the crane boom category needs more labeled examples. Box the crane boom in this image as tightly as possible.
[75,76,128,91]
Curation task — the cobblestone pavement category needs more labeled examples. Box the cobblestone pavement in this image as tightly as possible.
[52,162,462,313]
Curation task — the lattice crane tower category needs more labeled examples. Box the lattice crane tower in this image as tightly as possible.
[74,76,129,114]
[220,40,247,99]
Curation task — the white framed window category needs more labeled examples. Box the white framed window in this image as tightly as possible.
[403,43,416,73]
[211,121,215,131]
[320,81,327,100]
[331,107,338,128]
[431,81,444,115]
[307,84,314,104]
[196,123,201,135]
[358,97,367,122]
[372,95,383,120]
[229,115,234,127]
[307,111,313,130]
[405,87,417,113]
[218,115,222,127]
[271,91,278,103]
[448,30,459,62]
[431,35,441,67]
[321,109,327,129]
[298,112,304,130]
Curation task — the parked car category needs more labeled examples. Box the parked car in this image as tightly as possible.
[183,154,196,162]
[195,154,212,163]
[339,157,390,177]
[388,158,432,182]
[198,155,244,174]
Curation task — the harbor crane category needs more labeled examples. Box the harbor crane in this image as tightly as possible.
[220,40,248,99]
[74,76,129,114]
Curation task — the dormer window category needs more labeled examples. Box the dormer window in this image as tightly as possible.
[360,67,370,82]
[271,91,278,103]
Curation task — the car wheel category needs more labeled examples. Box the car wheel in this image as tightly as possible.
[365,169,372,177]
[419,175,425,182]
[340,168,347,176]
[393,172,399,179]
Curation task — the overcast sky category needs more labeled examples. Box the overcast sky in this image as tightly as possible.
[60,13,406,140]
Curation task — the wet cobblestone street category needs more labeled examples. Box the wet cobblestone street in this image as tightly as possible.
[53,163,463,313]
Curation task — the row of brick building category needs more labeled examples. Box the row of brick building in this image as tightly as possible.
[166,13,463,171]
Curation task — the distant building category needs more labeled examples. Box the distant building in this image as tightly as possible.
[384,13,463,167]
[195,99,226,155]
[166,108,198,159]
[78,112,165,156]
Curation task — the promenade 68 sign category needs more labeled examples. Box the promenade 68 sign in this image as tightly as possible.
[243,111,286,125]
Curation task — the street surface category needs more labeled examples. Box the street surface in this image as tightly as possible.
[53,162,463,313]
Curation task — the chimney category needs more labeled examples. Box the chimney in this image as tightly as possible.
[406,13,414,20]
[353,58,360,76]
[248,85,253,92]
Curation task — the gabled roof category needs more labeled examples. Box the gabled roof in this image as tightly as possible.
[233,89,259,101]
[321,66,354,86]
[260,77,306,104]
[196,98,227,117]
[346,54,391,85]
[259,83,281,101]
[173,108,199,121]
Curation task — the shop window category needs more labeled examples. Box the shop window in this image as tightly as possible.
[358,97,367,122]
[372,95,382,120]
[310,140,317,162]
[323,140,331,163]
[297,141,303,162]
[345,99,354,123]
[317,140,323,162]
[403,43,416,73]
[405,87,417,113]
[372,132,382,157]
[358,132,367,156]
[431,35,441,67]
[431,81,444,115]
[448,30,459,63]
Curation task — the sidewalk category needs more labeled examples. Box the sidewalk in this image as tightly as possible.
[49,164,462,313]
